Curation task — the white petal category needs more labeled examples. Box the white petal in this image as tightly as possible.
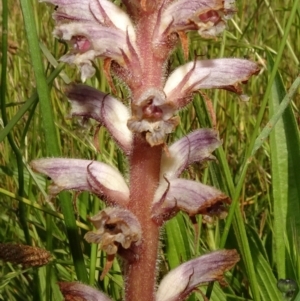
[55,23,129,57]
[89,0,136,40]
[44,0,135,39]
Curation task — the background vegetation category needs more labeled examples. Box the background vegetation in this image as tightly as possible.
[0,0,300,300]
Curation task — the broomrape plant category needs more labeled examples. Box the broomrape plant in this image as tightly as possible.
[30,0,259,300]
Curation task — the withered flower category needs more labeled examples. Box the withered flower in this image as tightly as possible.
[84,207,142,255]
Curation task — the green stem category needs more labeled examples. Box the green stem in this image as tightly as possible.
[0,63,65,144]
[1,0,31,245]
[219,0,300,261]
[215,1,300,300]
[19,0,88,283]
[89,195,100,286]
[0,187,89,230]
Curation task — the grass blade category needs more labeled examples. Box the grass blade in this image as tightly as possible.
[19,0,88,283]
[268,54,300,280]
[247,226,282,301]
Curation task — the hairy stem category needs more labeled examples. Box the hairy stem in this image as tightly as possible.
[126,135,162,301]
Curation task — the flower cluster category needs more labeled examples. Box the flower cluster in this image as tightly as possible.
[33,0,259,300]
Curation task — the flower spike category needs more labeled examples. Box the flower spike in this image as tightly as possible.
[33,0,257,299]
[0,243,51,268]
[156,250,240,301]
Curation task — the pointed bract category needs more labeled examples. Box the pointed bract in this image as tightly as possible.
[156,250,239,301]
[58,282,113,301]
[30,158,129,206]
[164,59,260,109]
[67,84,132,154]
[89,0,136,38]
[160,129,221,179]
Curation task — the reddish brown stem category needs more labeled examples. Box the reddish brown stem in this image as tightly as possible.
[125,135,162,301]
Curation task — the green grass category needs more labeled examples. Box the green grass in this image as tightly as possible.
[1,0,300,300]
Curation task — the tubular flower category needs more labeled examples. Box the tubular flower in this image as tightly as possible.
[66,84,133,154]
[30,158,129,207]
[33,0,259,300]
[41,0,137,81]
[155,0,236,41]
[156,250,240,301]
[152,129,229,225]
[128,58,259,146]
